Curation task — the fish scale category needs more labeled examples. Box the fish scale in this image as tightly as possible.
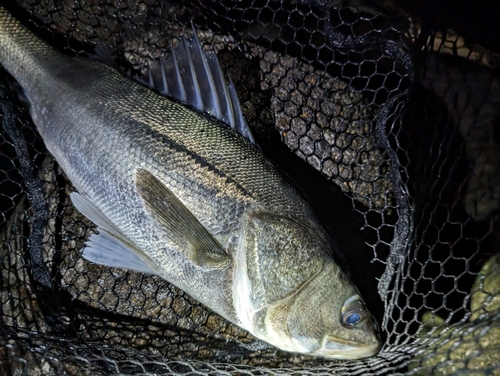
[0,5,380,359]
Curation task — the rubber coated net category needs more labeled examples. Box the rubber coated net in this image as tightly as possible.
[1,1,499,375]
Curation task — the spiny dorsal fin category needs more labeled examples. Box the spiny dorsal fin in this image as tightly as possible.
[135,28,255,145]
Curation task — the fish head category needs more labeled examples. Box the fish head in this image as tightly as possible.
[272,261,380,359]
[236,212,380,359]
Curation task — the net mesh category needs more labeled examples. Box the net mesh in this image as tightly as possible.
[1,0,499,375]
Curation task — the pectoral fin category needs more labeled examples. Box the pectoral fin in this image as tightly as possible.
[71,192,160,275]
[135,169,230,270]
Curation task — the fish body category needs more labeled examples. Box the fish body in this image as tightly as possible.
[0,6,380,359]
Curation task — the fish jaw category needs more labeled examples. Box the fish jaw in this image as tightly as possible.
[314,335,381,360]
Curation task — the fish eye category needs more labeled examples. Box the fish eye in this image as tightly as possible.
[341,295,367,328]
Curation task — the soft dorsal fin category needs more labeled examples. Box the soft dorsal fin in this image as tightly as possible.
[135,28,255,145]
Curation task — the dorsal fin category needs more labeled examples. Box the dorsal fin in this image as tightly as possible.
[135,28,255,145]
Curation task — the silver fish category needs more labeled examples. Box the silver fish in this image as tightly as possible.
[0,6,380,359]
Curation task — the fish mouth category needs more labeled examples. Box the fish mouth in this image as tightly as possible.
[312,338,381,360]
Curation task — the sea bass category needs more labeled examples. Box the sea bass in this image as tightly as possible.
[0,6,380,359]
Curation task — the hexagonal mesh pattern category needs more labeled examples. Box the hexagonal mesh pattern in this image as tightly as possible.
[1,0,499,375]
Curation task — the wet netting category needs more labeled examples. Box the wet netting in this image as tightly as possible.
[1,0,499,375]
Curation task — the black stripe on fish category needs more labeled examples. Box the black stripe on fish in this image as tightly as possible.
[139,122,255,200]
